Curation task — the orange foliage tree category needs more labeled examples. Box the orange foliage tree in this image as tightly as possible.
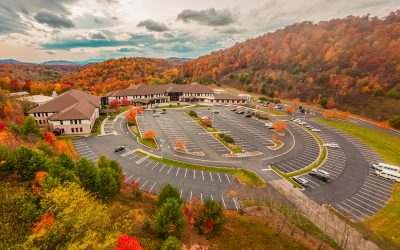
[175,140,186,151]
[267,103,275,110]
[286,106,295,114]
[35,171,48,186]
[377,121,390,130]
[32,214,55,235]
[326,97,335,109]
[125,109,136,122]
[143,130,156,139]
[200,118,212,127]
[273,121,287,132]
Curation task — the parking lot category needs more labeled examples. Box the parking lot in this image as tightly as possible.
[71,105,397,219]
[304,121,394,221]
[73,135,241,210]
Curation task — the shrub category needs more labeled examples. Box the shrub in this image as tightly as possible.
[161,236,182,250]
[156,198,185,238]
[75,158,98,194]
[0,145,15,174]
[389,115,400,129]
[128,120,135,126]
[219,134,234,144]
[96,167,121,202]
[158,184,181,207]
[116,235,144,250]
[19,198,41,222]
[188,110,197,117]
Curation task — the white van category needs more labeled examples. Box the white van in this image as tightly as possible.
[372,162,400,172]
[375,169,400,182]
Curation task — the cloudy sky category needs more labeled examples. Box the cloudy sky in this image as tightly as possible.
[0,0,398,62]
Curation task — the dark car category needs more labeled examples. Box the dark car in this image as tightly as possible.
[236,110,245,114]
[114,146,125,152]
[244,113,252,117]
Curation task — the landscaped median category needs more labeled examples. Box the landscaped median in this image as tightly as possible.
[185,110,243,154]
[135,149,265,188]
[271,122,327,189]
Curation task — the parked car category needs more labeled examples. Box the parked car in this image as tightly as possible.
[230,107,237,111]
[244,113,252,117]
[323,143,339,149]
[264,122,273,128]
[309,169,330,182]
[152,113,160,117]
[236,110,245,114]
[212,110,220,114]
[292,177,309,187]
[311,128,321,132]
[114,146,125,152]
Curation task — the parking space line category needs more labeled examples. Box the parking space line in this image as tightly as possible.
[193,170,196,179]
[209,172,213,182]
[200,193,203,202]
[217,173,222,183]
[140,180,149,190]
[202,171,205,181]
[126,174,134,182]
[225,174,230,183]
[184,168,188,178]
[176,168,180,176]
[152,162,159,169]
[167,166,173,174]
[211,194,214,201]
[221,196,226,209]
[149,182,157,193]
[159,164,166,172]
[180,189,182,199]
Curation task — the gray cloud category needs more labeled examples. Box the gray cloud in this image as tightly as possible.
[117,48,135,53]
[88,31,108,40]
[177,8,236,26]
[94,18,103,24]
[34,11,74,28]
[137,19,169,32]
[220,27,246,34]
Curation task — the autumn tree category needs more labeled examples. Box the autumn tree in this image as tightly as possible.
[110,99,120,109]
[273,121,287,133]
[377,121,390,130]
[175,140,186,152]
[286,106,295,114]
[143,130,156,139]
[326,97,335,109]
[121,98,130,106]
[116,235,144,250]
[155,197,185,238]
[158,184,181,208]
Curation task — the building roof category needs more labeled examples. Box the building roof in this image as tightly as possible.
[106,82,213,97]
[213,93,246,100]
[28,89,100,120]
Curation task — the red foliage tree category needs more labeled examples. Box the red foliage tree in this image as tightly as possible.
[44,131,57,145]
[115,235,143,250]
[32,214,55,235]
[0,121,5,131]
[122,98,130,106]
[110,99,120,109]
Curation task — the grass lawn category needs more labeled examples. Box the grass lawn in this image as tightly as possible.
[135,150,265,187]
[129,125,158,150]
[316,118,400,249]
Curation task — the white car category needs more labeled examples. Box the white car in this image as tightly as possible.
[264,122,273,129]
[152,113,160,117]
[323,143,339,149]
[311,128,321,132]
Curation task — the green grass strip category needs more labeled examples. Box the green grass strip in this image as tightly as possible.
[135,150,265,187]
[271,166,303,189]
[286,129,326,177]
[129,125,158,150]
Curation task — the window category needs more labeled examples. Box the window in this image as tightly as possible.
[39,120,42,124]
[71,128,74,133]
[61,129,65,134]
[79,120,81,124]
[80,128,83,132]
[60,121,63,125]
[70,120,73,124]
